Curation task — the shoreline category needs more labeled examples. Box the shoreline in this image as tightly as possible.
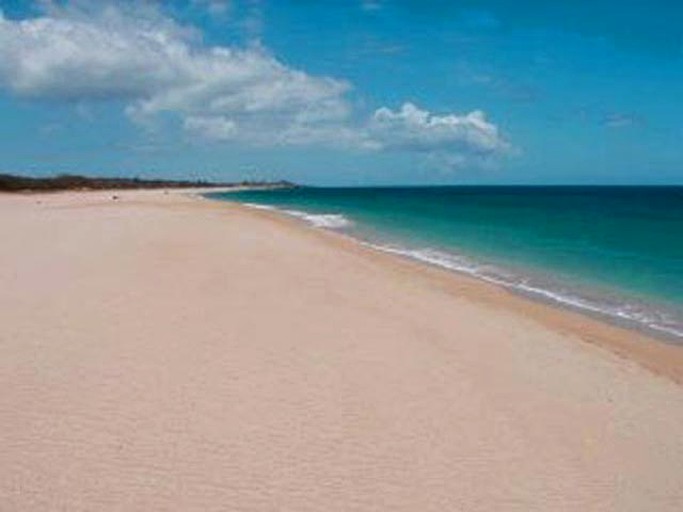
[204,194,683,386]
[204,189,683,344]
[3,188,683,510]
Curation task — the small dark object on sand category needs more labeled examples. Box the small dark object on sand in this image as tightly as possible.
[112,195,119,201]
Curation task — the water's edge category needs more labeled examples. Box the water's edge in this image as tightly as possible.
[206,195,683,344]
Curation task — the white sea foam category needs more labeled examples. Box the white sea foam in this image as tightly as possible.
[243,203,277,210]
[367,243,683,340]
[243,203,353,229]
[281,210,354,229]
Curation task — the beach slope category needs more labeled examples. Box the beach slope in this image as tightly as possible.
[1,190,682,511]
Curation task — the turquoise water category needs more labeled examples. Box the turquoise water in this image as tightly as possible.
[208,187,683,340]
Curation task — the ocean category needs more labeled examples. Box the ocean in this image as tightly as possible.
[207,186,683,341]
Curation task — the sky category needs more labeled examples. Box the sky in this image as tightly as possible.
[0,0,681,185]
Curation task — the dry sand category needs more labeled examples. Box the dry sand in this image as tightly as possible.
[1,189,683,511]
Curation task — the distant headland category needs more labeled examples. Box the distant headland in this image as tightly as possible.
[0,173,296,193]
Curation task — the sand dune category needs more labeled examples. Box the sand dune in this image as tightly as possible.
[1,190,682,511]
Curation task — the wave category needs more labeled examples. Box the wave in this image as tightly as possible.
[282,210,353,229]
[244,203,353,229]
[243,203,277,210]
[367,244,683,340]
[241,202,683,341]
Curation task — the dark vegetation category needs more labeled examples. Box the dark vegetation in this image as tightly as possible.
[0,173,295,193]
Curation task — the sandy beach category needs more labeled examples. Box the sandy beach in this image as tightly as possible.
[1,189,683,511]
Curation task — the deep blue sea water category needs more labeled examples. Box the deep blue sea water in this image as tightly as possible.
[208,187,683,341]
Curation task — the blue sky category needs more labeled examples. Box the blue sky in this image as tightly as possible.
[0,0,681,185]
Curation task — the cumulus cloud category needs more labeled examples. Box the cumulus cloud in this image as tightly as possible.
[0,2,512,169]
[0,2,351,144]
[183,115,238,141]
[369,103,510,157]
[0,4,188,99]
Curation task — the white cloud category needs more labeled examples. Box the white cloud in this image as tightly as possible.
[184,115,238,141]
[0,3,512,170]
[0,4,186,99]
[0,2,351,144]
[193,0,231,17]
[369,102,510,158]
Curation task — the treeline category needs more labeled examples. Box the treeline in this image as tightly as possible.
[0,173,295,193]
